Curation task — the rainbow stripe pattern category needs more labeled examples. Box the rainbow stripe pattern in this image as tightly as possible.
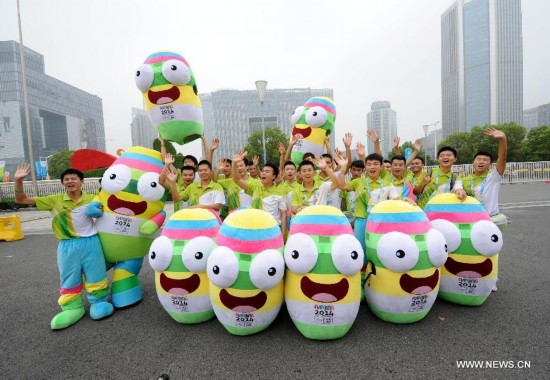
[425,194,500,306]
[152,209,220,324]
[138,51,203,144]
[95,146,167,308]
[209,209,284,335]
[285,206,362,340]
[365,200,443,323]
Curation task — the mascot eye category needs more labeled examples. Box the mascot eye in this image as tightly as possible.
[305,106,328,127]
[207,246,239,288]
[161,59,191,85]
[377,232,419,272]
[148,236,173,272]
[137,172,165,201]
[331,234,364,276]
[249,249,285,290]
[291,106,305,125]
[284,233,318,274]
[181,236,215,272]
[135,64,154,92]
[426,228,448,267]
[471,220,502,257]
[101,164,131,194]
[430,219,462,252]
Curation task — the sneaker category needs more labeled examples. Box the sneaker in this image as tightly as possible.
[51,307,85,330]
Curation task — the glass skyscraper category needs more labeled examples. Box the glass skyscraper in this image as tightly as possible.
[366,101,397,157]
[200,88,334,161]
[441,0,523,138]
[0,40,105,176]
[130,107,156,148]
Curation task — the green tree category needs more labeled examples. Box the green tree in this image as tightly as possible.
[470,123,526,162]
[243,127,289,166]
[438,132,475,164]
[522,125,550,161]
[48,149,75,179]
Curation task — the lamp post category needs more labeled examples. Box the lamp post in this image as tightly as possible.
[432,121,440,161]
[422,124,430,164]
[255,80,267,165]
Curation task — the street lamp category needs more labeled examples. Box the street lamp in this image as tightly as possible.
[432,121,441,161]
[422,124,430,164]
[255,80,267,165]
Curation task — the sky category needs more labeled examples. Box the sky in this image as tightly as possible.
[1,0,549,158]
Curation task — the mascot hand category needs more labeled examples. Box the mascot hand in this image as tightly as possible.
[87,201,103,217]
[139,220,159,235]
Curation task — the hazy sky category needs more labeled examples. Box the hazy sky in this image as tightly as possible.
[1,0,549,158]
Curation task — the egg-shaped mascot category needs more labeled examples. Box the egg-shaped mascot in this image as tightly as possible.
[87,147,167,308]
[135,51,203,145]
[206,209,285,335]
[148,209,221,323]
[290,97,336,165]
[284,206,363,340]
[425,193,502,306]
[365,200,448,323]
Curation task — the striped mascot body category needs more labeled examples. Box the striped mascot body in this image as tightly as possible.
[88,147,167,308]
[365,200,448,323]
[425,193,502,306]
[207,209,285,335]
[284,206,363,340]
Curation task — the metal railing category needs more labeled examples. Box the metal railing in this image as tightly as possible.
[426,161,550,184]
[0,178,102,199]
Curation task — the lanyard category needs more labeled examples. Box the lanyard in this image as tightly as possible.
[435,170,451,193]
[302,186,319,206]
[470,175,487,200]
[365,178,383,207]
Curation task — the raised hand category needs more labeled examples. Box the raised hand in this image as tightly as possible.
[277,141,286,156]
[217,157,227,171]
[14,163,31,180]
[232,150,248,162]
[343,132,353,147]
[210,138,220,151]
[334,149,348,168]
[413,139,422,152]
[367,129,380,142]
[252,155,260,166]
[356,141,365,157]
[164,153,175,166]
[163,166,177,183]
[313,156,327,171]
[484,127,506,140]
[290,133,303,146]
[393,136,401,150]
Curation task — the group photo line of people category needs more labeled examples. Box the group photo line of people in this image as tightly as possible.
[11,51,509,340]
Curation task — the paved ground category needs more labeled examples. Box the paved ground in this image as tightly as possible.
[1,182,549,379]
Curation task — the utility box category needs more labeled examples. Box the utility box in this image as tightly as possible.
[0,215,24,242]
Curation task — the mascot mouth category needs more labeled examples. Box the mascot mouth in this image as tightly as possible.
[300,276,349,303]
[147,86,181,105]
[444,257,492,278]
[107,195,148,216]
[292,126,312,139]
[160,273,200,295]
[399,269,439,294]
[219,289,267,312]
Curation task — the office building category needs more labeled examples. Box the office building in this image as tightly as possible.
[130,107,156,148]
[523,103,550,131]
[0,40,105,177]
[366,101,397,157]
[441,0,523,138]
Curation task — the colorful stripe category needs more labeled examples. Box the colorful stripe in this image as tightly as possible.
[424,203,487,213]
[218,224,282,241]
[290,224,352,236]
[144,51,189,66]
[120,152,164,168]
[216,235,283,254]
[60,284,82,295]
[163,227,219,240]
[367,211,427,223]
[304,97,336,116]
[425,212,490,223]
[116,158,163,174]
[291,214,350,226]
[366,221,431,235]
[165,218,220,230]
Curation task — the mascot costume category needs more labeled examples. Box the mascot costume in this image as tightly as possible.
[284,206,363,340]
[207,209,285,335]
[425,193,502,306]
[135,51,203,144]
[290,97,336,165]
[86,147,167,308]
[148,209,221,323]
[364,200,448,323]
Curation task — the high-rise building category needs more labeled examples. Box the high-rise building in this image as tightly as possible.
[200,88,334,161]
[130,107,156,148]
[523,103,550,131]
[366,101,397,157]
[0,40,105,176]
[441,0,523,138]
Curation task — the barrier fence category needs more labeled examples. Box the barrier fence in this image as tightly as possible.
[1,161,549,200]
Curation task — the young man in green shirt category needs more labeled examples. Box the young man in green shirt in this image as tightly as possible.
[14,164,113,330]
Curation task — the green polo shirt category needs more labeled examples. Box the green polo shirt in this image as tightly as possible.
[179,180,225,207]
[34,192,97,240]
[417,167,463,209]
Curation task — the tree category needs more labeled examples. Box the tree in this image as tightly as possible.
[48,149,75,179]
[438,132,475,164]
[522,126,550,161]
[470,123,526,162]
[243,127,289,166]
[152,138,183,167]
